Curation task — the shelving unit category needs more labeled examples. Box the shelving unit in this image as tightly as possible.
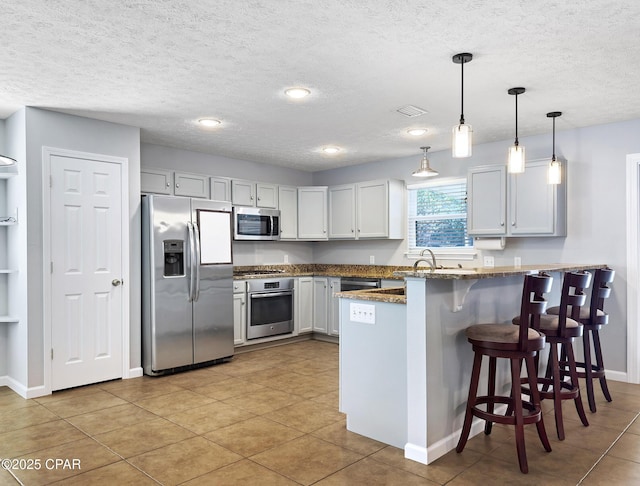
[1,169,19,324]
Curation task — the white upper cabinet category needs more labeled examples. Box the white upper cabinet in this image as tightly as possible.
[231,179,256,206]
[174,172,210,198]
[329,184,356,238]
[210,176,231,202]
[328,179,404,240]
[256,183,278,208]
[232,180,278,208]
[298,186,328,240]
[467,165,507,235]
[467,160,566,237]
[141,168,173,195]
[278,186,298,239]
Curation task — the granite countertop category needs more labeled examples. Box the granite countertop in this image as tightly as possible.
[335,286,407,304]
[233,264,411,280]
[394,263,608,280]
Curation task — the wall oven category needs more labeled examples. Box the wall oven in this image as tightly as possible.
[246,278,294,340]
[234,207,280,241]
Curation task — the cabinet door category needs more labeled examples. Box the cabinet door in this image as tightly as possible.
[298,187,328,239]
[256,183,278,208]
[329,184,356,239]
[313,277,328,334]
[175,172,210,198]
[278,186,298,240]
[232,179,256,206]
[210,177,231,202]
[357,180,389,238]
[509,160,556,235]
[233,292,246,345]
[141,168,173,195]
[296,277,314,334]
[328,277,341,336]
[467,166,507,235]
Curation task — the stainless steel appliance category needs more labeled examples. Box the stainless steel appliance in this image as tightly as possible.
[233,207,280,241]
[142,195,234,375]
[340,277,382,292]
[246,278,294,339]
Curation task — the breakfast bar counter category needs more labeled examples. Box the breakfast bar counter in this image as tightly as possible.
[338,263,606,466]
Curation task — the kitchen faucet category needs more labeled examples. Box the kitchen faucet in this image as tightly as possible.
[413,248,437,271]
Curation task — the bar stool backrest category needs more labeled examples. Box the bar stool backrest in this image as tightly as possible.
[557,271,592,333]
[590,268,615,324]
[517,273,553,349]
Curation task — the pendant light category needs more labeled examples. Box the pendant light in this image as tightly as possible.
[547,111,562,184]
[507,87,526,173]
[452,53,473,158]
[412,146,438,178]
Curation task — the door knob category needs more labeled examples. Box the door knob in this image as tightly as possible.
[112,279,122,287]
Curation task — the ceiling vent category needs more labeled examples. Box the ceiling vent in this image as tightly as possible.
[396,105,428,117]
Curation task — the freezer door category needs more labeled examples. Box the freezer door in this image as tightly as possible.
[192,200,235,363]
[142,195,194,373]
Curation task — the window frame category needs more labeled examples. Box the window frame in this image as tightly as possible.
[406,177,476,261]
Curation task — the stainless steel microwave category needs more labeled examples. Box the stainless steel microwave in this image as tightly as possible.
[233,207,281,241]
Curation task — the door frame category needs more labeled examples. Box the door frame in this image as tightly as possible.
[42,146,131,394]
[626,153,640,384]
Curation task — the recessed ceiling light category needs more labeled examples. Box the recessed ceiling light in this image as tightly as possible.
[198,118,221,127]
[407,128,428,136]
[285,87,311,99]
[322,146,341,154]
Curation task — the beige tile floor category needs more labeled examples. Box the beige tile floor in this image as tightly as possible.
[0,339,639,485]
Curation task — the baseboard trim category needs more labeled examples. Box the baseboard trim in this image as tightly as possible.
[126,367,143,379]
[0,376,48,399]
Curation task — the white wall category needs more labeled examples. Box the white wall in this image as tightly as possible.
[21,108,141,390]
[141,143,315,265]
[313,118,640,373]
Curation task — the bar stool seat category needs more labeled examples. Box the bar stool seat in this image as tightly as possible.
[457,273,553,474]
[546,267,615,412]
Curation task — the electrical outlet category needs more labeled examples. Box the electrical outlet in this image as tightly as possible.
[284,254,289,264]
[514,256,521,268]
[350,303,376,324]
[369,255,375,264]
[483,256,495,268]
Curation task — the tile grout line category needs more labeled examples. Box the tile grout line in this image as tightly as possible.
[576,411,640,485]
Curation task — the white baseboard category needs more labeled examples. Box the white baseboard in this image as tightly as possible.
[606,369,628,383]
[0,376,48,399]
[126,367,143,379]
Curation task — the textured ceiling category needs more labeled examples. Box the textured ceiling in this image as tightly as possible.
[1,1,639,171]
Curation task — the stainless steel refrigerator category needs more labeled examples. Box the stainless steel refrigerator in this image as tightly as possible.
[142,195,234,375]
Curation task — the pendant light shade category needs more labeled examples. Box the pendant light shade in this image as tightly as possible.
[0,154,16,166]
[412,146,438,178]
[452,53,473,158]
[547,111,562,184]
[507,87,526,174]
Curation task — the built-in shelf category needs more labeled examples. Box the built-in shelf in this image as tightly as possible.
[0,316,19,323]
[0,269,17,274]
[0,221,17,226]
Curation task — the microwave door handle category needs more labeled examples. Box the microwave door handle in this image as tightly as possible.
[187,221,195,302]
[193,221,201,302]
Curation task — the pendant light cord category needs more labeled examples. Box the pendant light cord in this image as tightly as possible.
[514,92,519,147]
[460,60,465,125]
[552,116,556,161]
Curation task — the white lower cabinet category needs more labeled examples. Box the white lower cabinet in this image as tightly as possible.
[233,281,246,345]
[328,277,341,336]
[295,277,314,334]
[313,277,329,334]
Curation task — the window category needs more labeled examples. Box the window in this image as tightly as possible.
[407,178,472,251]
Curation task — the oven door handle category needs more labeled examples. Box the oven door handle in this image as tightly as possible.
[250,291,293,299]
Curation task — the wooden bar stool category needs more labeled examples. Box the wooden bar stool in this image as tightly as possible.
[456,273,553,474]
[548,267,615,412]
[515,271,592,441]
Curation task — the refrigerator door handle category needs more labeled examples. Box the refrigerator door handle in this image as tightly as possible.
[193,221,202,302]
[187,221,195,302]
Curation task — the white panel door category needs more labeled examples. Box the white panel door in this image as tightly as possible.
[50,155,123,390]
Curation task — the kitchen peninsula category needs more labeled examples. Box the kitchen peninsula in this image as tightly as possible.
[337,263,606,465]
